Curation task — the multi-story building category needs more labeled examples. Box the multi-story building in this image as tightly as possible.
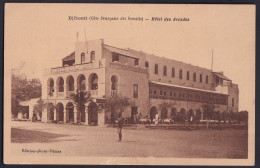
[41,39,239,125]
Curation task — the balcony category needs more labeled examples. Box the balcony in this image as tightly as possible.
[109,62,148,74]
[51,63,93,74]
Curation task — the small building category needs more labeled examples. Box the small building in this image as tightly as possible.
[19,98,40,120]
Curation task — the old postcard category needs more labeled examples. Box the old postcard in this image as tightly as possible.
[4,3,255,165]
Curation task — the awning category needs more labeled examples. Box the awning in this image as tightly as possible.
[149,81,228,95]
[62,51,75,61]
[213,72,232,81]
[103,45,139,59]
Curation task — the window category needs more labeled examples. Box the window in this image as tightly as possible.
[91,51,95,62]
[193,73,196,81]
[160,90,163,95]
[206,75,209,84]
[90,74,98,90]
[200,74,202,83]
[179,93,181,97]
[134,59,139,66]
[112,53,119,62]
[179,69,183,79]
[145,61,149,67]
[155,64,158,74]
[58,78,64,92]
[154,90,157,95]
[163,66,167,76]
[170,92,173,96]
[172,68,175,77]
[164,92,167,96]
[133,84,138,98]
[81,53,85,64]
[187,71,190,80]
[111,76,118,91]
[232,98,234,107]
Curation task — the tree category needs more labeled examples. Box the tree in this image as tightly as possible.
[104,94,131,123]
[33,98,50,120]
[201,103,216,129]
[69,90,92,123]
[11,72,42,118]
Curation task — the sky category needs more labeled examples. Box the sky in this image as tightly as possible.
[5,4,255,113]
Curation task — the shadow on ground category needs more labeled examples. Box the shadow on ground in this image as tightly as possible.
[11,128,68,143]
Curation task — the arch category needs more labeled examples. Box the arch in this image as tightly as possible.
[90,51,95,62]
[81,52,85,64]
[56,103,64,122]
[77,74,86,91]
[179,108,187,120]
[161,107,168,120]
[47,103,55,121]
[89,73,98,90]
[196,109,202,120]
[56,77,64,92]
[171,107,177,119]
[66,75,74,91]
[188,109,194,121]
[88,101,98,124]
[145,61,149,67]
[66,102,74,123]
[150,106,158,123]
[47,78,54,97]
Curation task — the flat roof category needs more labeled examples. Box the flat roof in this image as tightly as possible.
[149,81,228,95]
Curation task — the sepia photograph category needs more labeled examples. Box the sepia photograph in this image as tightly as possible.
[4,3,255,165]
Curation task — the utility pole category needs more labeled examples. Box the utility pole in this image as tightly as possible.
[211,49,213,71]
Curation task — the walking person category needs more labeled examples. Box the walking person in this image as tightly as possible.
[116,113,123,141]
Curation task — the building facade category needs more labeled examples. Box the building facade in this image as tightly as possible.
[41,39,239,125]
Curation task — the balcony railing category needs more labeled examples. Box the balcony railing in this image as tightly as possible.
[66,91,75,97]
[90,90,98,96]
[57,92,64,97]
[51,63,93,74]
[109,62,148,74]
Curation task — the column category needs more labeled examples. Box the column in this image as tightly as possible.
[74,106,78,123]
[53,108,57,121]
[84,107,89,125]
[65,84,68,97]
[42,108,48,122]
[98,109,105,126]
[56,86,58,98]
[29,105,34,121]
[74,84,77,93]
[64,110,67,123]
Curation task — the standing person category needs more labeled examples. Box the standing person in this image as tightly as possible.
[116,113,123,141]
[155,113,159,125]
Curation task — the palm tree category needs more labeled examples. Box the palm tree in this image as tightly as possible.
[201,103,216,129]
[104,94,130,124]
[69,89,92,123]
